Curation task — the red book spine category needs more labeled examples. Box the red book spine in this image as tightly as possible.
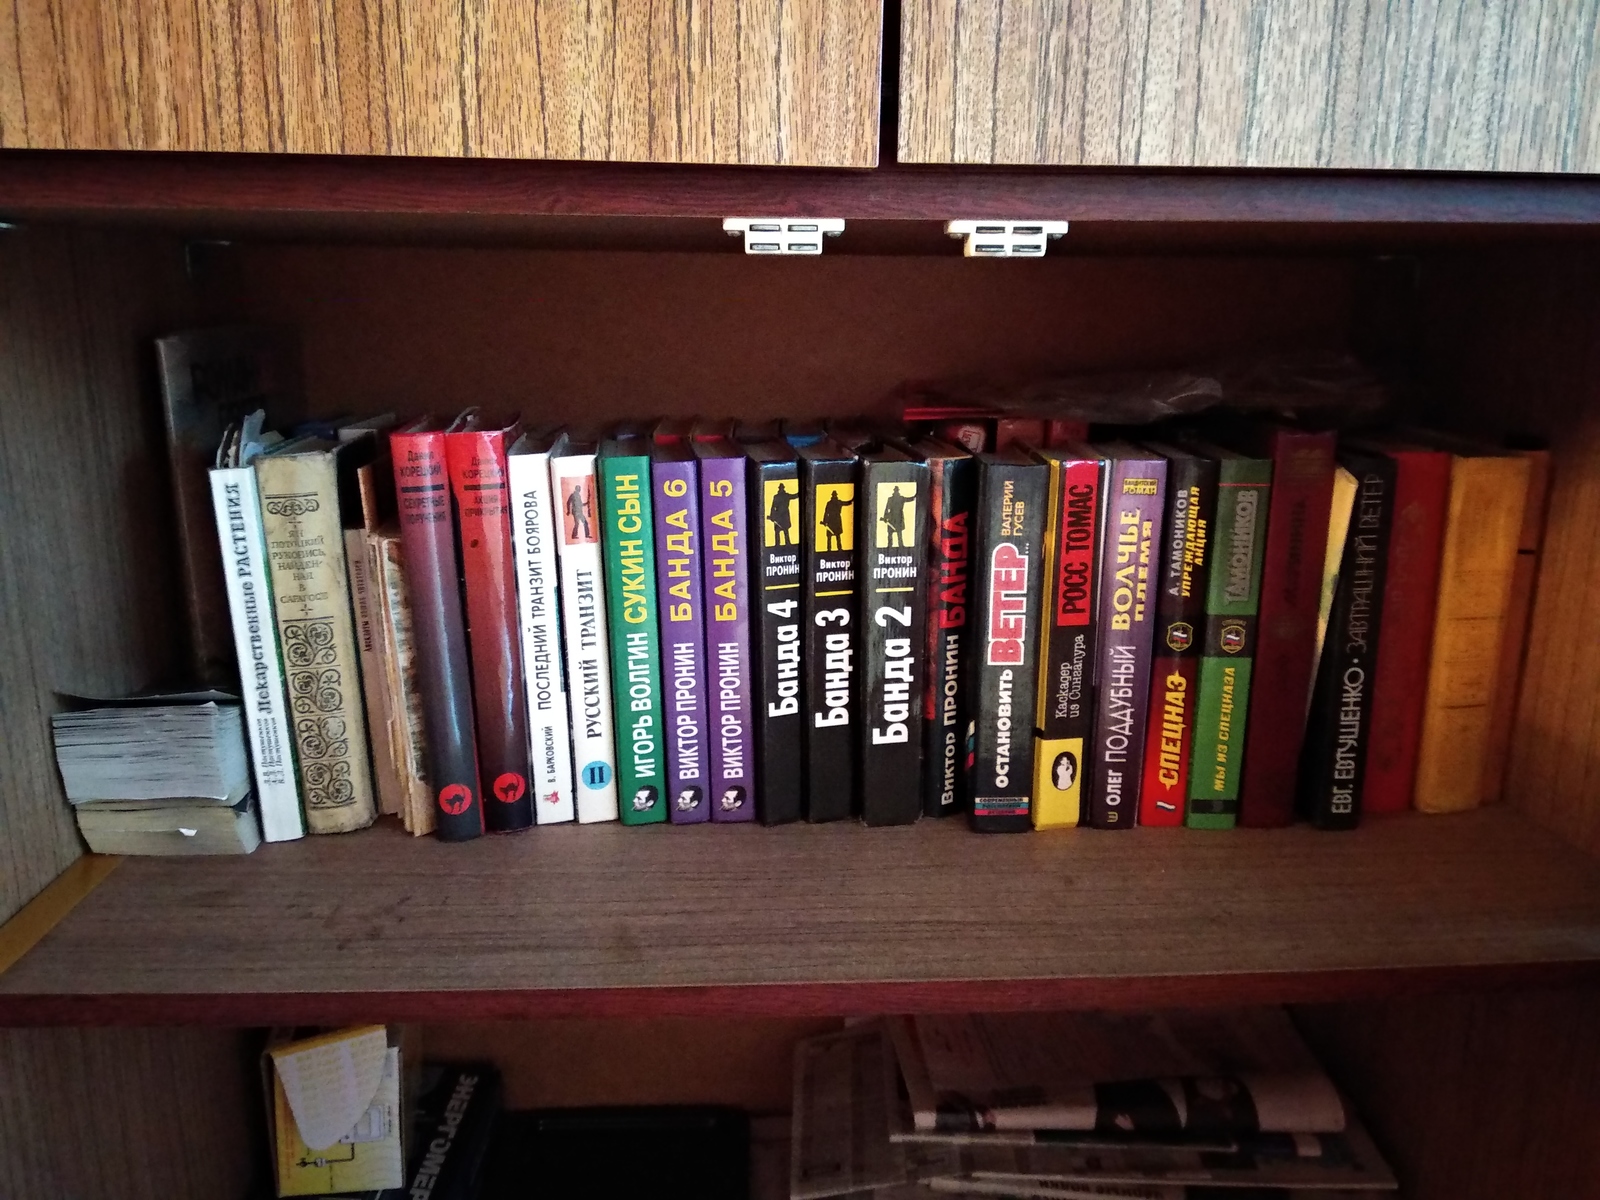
[391,423,484,841]
[1236,429,1336,828]
[445,422,535,832]
[1362,448,1451,814]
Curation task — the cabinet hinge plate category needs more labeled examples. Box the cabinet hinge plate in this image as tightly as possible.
[946,220,1070,257]
[723,218,845,255]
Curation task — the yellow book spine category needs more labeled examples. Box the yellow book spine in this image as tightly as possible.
[1413,455,1531,813]
[1032,455,1080,828]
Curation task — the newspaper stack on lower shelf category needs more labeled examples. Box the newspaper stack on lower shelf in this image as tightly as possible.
[790,1013,1396,1200]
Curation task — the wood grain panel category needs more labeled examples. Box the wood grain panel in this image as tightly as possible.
[1299,986,1600,1200]
[900,0,1600,171]
[0,1026,257,1199]
[0,0,882,166]
[1,808,1598,1026]
[0,227,191,926]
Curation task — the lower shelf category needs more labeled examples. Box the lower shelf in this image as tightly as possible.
[1,806,1597,1026]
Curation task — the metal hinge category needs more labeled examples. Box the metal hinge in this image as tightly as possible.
[723,218,845,255]
[946,220,1070,257]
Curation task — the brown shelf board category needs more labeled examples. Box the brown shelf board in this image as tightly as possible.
[1,806,1598,1026]
[3,152,1600,238]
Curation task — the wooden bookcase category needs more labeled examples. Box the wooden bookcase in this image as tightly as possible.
[1,149,1599,1199]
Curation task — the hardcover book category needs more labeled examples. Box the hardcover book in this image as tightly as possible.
[1086,446,1168,829]
[747,440,806,824]
[391,417,484,841]
[1235,425,1337,829]
[445,414,536,833]
[1183,443,1271,829]
[507,430,577,824]
[1298,452,1396,829]
[551,436,622,824]
[800,439,860,822]
[857,445,932,826]
[696,437,757,821]
[1135,445,1219,828]
[599,435,668,825]
[1031,446,1105,830]
[967,449,1050,832]
[911,438,977,819]
[652,441,712,823]
[1352,443,1451,816]
[255,434,379,835]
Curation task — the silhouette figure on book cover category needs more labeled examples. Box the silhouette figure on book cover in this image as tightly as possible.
[766,481,797,546]
[818,486,854,552]
[877,484,913,548]
[561,478,595,544]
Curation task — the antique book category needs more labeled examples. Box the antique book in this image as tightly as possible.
[857,445,932,826]
[390,416,484,841]
[967,449,1050,833]
[799,439,861,822]
[652,441,712,823]
[371,527,435,836]
[75,792,262,856]
[747,439,806,825]
[507,430,577,824]
[1031,446,1104,830]
[1135,445,1218,828]
[1086,447,1168,829]
[255,435,378,834]
[696,437,758,821]
[598,435,668,825]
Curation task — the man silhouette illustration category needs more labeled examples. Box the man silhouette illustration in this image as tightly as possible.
[565,480,592,541]
[821,488,853,552]
[768,483,796,546]
[880,485,911,548]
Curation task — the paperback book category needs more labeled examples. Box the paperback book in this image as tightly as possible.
[800,440,861,822]
[653,441,712,823]
[697,437,758,821]
[748,440,806,824]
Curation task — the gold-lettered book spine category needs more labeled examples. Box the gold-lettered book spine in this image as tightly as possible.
[1413,455,1531,814]
[256,452,377,833]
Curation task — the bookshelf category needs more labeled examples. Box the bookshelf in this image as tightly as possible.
[1,149,1599,1199]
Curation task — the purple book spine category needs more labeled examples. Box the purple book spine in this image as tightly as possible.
[1087,453,1169,829]
[653,455,712,823]
[700,447,757,821]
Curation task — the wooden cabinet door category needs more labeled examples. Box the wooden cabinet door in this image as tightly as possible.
[0,0,882,166]
[900,0,1600,172]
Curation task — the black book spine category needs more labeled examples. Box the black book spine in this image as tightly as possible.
[749,454,805,823]
[921,454,977,817]
[1298,453,1395,830]
[801,453,860,821]
[857,453,932,825]
[968,456,1051,832]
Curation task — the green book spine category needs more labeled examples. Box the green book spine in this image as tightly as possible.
[599,440,669,825]
[1186,454,1272,829]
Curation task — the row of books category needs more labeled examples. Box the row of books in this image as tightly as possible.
[210,395,1541,844]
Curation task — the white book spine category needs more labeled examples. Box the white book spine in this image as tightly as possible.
[550,452,620,823]
[508,448,577,823]
[209,467,305,841]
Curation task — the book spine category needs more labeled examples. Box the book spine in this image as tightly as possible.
[374,532,435,835]
[1087,457,1168,829]
[344,525,401,817]
[1033,457,1102,829]
[858,458,931,825]
[751,457,806,824]
[968,459,1050,832]
[391,431,484,840]
[599,451,668,825]
[1362,449,1451,815]
[1137,456,1217,827]
[701,455,757,820]
[209,467,304,842]
[802,458,859,821]
[507,450,576,824]
[921,456,977,817]
[1299,457,1395,829]
[1413,455,1532,813]
[255,453,379,834]
[551,454,621,823]
[447,429,535,832]
[1185,457,1272,829]
[1237,431,1337,828]
[653,457,712,823]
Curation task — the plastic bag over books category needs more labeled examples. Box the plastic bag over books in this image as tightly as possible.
[904,370,1222,426]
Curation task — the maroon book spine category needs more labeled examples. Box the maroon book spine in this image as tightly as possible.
[391,420,484,841]
[1236,428,1336,828]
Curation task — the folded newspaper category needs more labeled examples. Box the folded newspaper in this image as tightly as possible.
[889,1010,1346,1136]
